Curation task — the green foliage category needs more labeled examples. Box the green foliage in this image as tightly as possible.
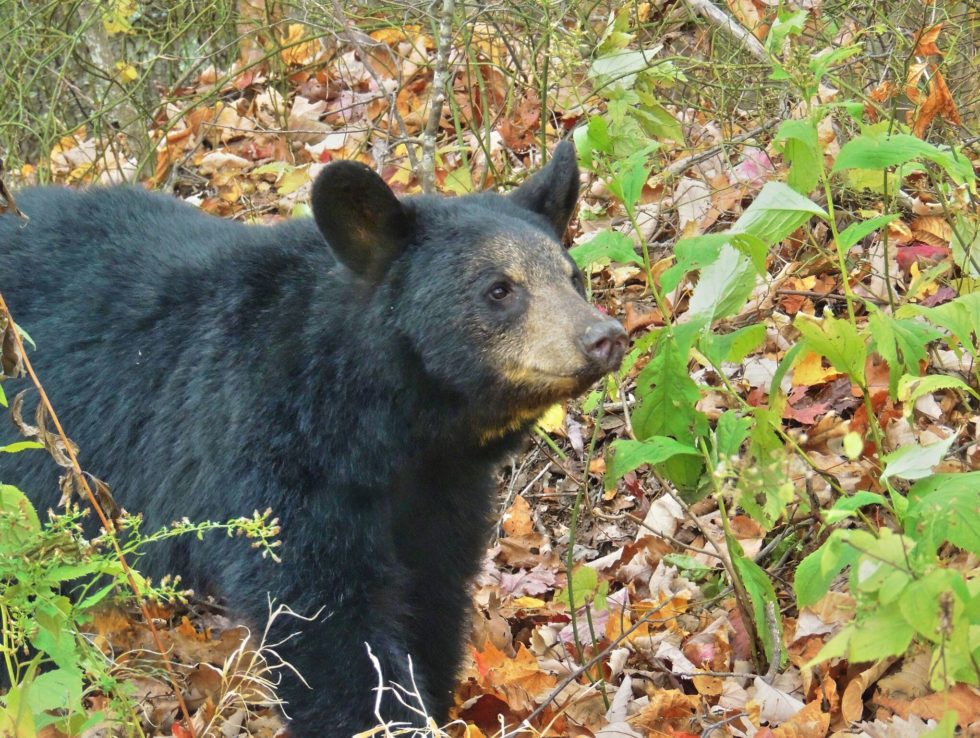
[580,2,979,681]
[799,525,978,689]
[0,452,282,734]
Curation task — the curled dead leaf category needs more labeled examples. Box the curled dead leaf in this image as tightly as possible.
[1,316,26,377]
[910,68,961,139]
[11,391,77,468]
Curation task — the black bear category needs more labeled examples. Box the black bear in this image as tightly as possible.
[0,141,626,736]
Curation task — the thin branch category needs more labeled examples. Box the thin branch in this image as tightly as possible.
[421,0,455,193]
[681,0,769,63]
[0,293,197,738]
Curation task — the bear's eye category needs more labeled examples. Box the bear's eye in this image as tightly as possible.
[487,281,513,302]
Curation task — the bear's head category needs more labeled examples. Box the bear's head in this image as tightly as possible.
[311,142,627,439]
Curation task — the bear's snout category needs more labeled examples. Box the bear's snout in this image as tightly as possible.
[579,318,628,373]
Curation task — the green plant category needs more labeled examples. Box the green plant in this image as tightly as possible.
[568,6,979,685]
[0,456,281,735]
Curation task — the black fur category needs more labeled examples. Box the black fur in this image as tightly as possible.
[0,141,624,735]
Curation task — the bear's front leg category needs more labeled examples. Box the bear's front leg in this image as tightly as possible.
[222,500,436,738]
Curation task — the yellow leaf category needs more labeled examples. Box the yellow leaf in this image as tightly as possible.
[279,24,319,66]
[512,596,545,608]
[793,351,841,386]
[277,167,311,195]
[115,61,138,84]
[535,403,565,434]
[103,0,136,35]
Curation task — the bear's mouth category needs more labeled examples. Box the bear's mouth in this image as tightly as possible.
[503,364,608,399]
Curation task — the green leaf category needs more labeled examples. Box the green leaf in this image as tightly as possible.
[0,441,43,454]
[575,116,612,168]
[769,341,807,405]
[660,233,730,293]
[832,133,973,185]
[848,604,915,661]
[662,553,713,576]
[899,293,980,358]
[632,322,707,441]
[881,434,956,482]
[807,625,852,665]
[730,181,828,244]
[905,473,980,557]
[595,7,633,55]
[808,45,863,82]
[836,214,901,251]
[569,230,641,268]
[27,668,84,722]
[899,569,965,643]
[0,683,37,738]
[774,119,820,194]
[661,233,767,296]
[869,309,942,396]
[700,324,766,366]
[0,484,40,552]
[714,410,753,462]
[765,8,807,53]
[794,312,867,385]
[634,92,684,143]
[607,150,654,214]
[823,491,888,524]
[795,529,862,607]
[739,407,795,524]
[687,245,758,322]
[555,565,600,609]
[606,437,700,490]
[590,48,666,90]
[29,597,80,672]
[732,549,782,663]
[950,214,980,277]
[898,374,980,407]
[443,165,474,195]
[921,712,958,738]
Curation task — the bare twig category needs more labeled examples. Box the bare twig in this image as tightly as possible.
[327,0,419,173]
[657,119,780,182]
[681,0,769,62]
[421,0,455,193]
[0,293,198,738]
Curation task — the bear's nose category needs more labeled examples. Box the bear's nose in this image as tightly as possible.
[581,319,628,372]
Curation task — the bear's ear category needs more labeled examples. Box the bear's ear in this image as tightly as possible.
[508,140,580,239]
[311,161,412,281]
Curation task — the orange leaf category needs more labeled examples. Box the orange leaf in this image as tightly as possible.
[279,24,318,66]
[913,23,944,56]
[472,639,508,681]
[771,700,831,738]
[904,61,929,104]
[793,351,841,386]
[911,68,961,138]
[502,495,535,539]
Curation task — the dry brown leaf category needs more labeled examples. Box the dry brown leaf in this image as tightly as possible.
[904,62,929,104]
[911,68,961,138]
[841,658,897,723]
[279,24,319,66]
[913,23,944,56]
[910,215,952,245]
[631,689,699,733]
[502,495,535,539]
[772,700,831,738]
[875,683,980,726]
